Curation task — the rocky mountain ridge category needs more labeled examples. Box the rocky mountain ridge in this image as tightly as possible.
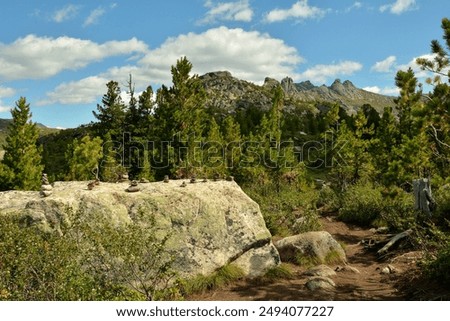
[200,71,396,114]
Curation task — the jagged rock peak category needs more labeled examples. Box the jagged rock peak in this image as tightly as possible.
[281,77,297,94]
[263,77,280,89]
[295,80,316,91]
[343,80,355,88]
[200,71,232,80]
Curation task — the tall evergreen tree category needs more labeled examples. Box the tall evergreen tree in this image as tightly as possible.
[1,97,43,190]
[93,81,127,141]
[416,17,450,178]
[154,57,207,177]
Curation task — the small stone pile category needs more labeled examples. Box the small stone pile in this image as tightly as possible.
[126,180,140,192]
[40,173,53,197]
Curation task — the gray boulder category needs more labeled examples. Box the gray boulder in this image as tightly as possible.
[305,276,336,291]
[0,180,280,279]
[274,231,346,265]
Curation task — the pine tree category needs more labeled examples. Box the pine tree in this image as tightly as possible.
[1,97,43,190]
[154,57,207,178]
[65,135,103,181]
[416,17,450,178]
[93,81,126,141]
[202,117,226,178]
[222,115,242,173]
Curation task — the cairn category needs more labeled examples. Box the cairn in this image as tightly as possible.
[180,181,187,188]
[126,180,140,193]
[163,175,170,183]
[190,175,197,184]
[213,173,220,182]
[40,173,53,197]
[226,175,234,182]
[117,172,129,183]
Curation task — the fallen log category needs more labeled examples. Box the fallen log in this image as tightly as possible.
[377,229,413,256]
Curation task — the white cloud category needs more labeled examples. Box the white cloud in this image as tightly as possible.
[0,35,148,81]
[344,2,362,13]
[396,54,437,78]
[40,27,304,105]
[83,7,106,26]
[371,55,397,72]
[380,0,416,14]
[200,0,253,24]
[136,26,303,84]
[52,4,79,23]
[363,86,399,96]
[299,61,363,83]
[0,86,16,98]
[38,76,109,105]
[265,0,327,23]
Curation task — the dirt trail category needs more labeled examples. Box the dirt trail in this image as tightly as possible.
[187,215,432,301]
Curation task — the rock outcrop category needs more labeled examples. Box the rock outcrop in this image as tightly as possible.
[199,71,395,114]
[0,180,280,279]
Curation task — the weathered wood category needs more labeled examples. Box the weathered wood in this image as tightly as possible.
[413,178,435,216]
[377,229,412,255]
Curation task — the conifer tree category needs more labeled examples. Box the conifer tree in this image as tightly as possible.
[93,81,126,141]
[65,135,103,181]
[202,117,226,178]
[222,115,242,173]
[154,57,207,177]
[416,17,450,178]
[1,97,43,190]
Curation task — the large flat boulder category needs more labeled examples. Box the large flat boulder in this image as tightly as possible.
[0,180,280,279]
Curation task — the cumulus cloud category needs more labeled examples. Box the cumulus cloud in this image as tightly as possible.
[0,35,148,81]
[83,7,106,26]
[38,76,109,105]
[299,61,363,84]
[0,86,15,113]
[363,86,399,96]
[40,27,304,105]
[371,55,397,72]
[344,2,362,13]
[199,0,253,24]
[0,86,16,98]
[265,0,327,23]
[380,0,416,14]
[52,4,80,23]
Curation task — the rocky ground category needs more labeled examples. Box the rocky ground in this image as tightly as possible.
[187,214,450,301]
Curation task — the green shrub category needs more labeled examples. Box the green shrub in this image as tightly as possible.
[317,185,341,213]
[179,264,245,295]
[426,238,450,286]
[434,185,450,223]
[380,188,416,231]
[338,182,384,226]
[243,182,321,236]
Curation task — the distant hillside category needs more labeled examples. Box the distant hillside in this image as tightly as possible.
[199,71,396,114]
[0,119,59,153]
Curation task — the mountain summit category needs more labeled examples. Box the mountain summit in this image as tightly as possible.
[199,72,395,114]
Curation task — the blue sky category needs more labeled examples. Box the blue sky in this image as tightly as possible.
[0,0,449,128]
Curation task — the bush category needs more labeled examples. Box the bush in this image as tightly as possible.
[434,185,450,223]
[317,185,341,213]
[338,182,384,226]
[379,188,417,231]
[243,181,321,236]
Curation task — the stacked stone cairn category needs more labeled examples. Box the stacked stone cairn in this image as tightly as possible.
[126,180,140,192]
[40,173,53,197]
